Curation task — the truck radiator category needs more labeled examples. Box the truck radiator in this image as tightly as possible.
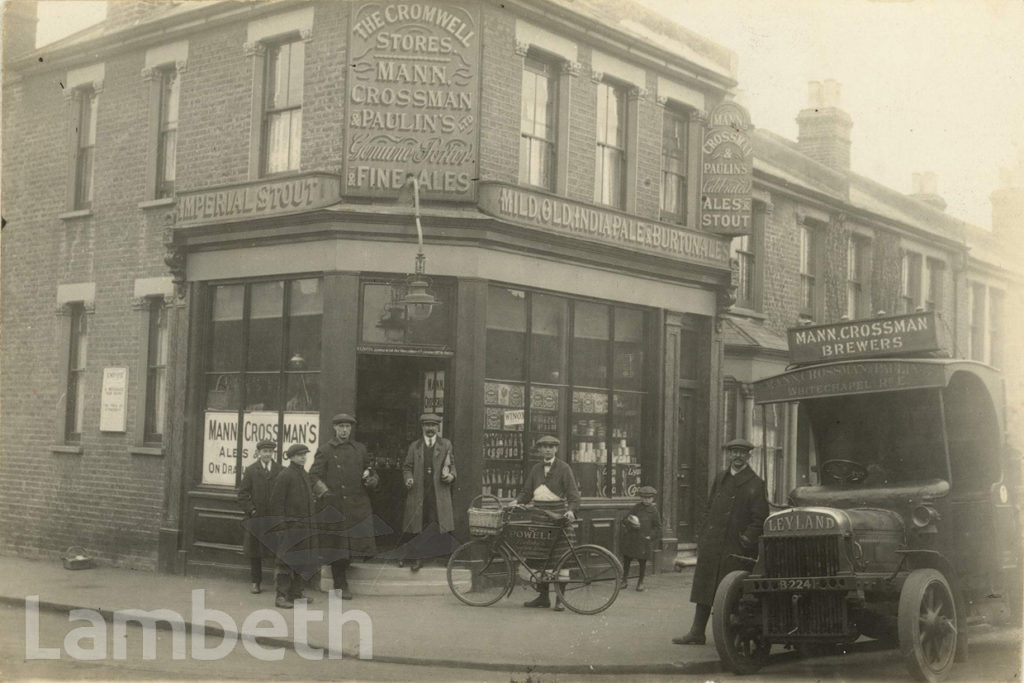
[762,535,841,577]
[763,592,848,637]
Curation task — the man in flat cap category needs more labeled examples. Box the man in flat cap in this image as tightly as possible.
[513,435,581,611]
[674,438,768,645]
[310,413,379,599]
[269,444,317,609]
[400,413,457,571]
[237,438,282,594]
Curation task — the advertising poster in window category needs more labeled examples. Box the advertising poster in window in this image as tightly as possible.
[345,1,480,201]
[202,411,320,486]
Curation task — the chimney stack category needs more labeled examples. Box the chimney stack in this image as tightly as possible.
[105,0,171,31]
[991,151,1024,246]
[909,172,947,212]
[2,0,39,61]
[796,79,853,174]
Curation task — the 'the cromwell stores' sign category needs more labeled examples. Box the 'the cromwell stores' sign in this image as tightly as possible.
[345,2,480,201]
[700,101,753,235]
[176,173,341,227]
[479,183,731,268]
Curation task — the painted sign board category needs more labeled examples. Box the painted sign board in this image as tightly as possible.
[345,1,480,201]
[478,182,731,268]
[99,367,128,432]
[753,361,947,404]
[700,101,753,235]
[787,312,943,364]
[202,411,320,486]
[176,173,341,227]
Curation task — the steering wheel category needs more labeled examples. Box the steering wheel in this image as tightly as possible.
[820,459,870,485]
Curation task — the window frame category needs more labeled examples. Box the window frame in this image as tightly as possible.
[799,222,823,320]
[484,285,651,499]
[260,38,305,177]
[65,304,89,442]
[900,250,923,313]
[71,87,98,211]
[970,282,986,361]
[155,68,179,199]
[660,104,690,224]
[519,54,559,192]
[143,298,169,445]
[594,79,628,209]
[924,257,944,312]
[988,288,1004,368]
[846,234,871,319]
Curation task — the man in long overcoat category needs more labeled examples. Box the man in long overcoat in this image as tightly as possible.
[401,413,457,570]
[269,444,317,609]
[309,413,379,599]
[674,438,768,645]
[237,438,282,594]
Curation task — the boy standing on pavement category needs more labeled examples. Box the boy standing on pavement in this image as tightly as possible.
[237,438,282,594]
[270,443,317,609]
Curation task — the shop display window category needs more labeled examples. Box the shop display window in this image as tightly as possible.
[484,285,648,499]
[360,279,454,349]
[202,278,322,486]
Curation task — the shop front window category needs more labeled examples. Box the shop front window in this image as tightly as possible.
[484,286,648,499]
[202,278,322,486]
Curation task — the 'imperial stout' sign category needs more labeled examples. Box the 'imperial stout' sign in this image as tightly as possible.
[176,173,341,226]
[700,101,753,235]
[479,183,731,268]
[345,2,480,201]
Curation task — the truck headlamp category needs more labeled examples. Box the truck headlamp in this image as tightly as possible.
[911,504,941,529]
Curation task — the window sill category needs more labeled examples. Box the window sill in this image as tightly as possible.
[138,198,175,210]
[131,446,164,457]
[51,444,84,455]
[58,209,92,221]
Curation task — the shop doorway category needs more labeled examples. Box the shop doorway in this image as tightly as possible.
[356,354,450,552]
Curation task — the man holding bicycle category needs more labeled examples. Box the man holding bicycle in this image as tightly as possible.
[512,435,581,611]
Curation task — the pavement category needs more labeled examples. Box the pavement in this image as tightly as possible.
[0,554,721,676]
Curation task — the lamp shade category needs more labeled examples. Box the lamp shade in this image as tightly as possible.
[400,277,438,322]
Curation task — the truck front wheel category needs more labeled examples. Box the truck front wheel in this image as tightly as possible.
[712,570,770,675]
[898,568,958,682]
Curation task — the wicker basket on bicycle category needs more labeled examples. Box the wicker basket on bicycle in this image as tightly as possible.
[467,494,505,536]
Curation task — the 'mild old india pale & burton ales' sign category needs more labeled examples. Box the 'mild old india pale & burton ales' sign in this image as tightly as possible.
[345,2,480,201]
[701,101,753,235]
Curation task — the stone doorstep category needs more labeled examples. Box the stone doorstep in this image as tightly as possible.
[320,563,470,596]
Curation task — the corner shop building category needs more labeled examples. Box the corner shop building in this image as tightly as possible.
[0,0,741,576]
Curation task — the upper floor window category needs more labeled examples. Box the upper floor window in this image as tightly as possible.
[520,56,557,191]
[262,39,304,175]
[799,225,820,319]
[66,305,89,441]
[144,299,169,443]
[73,89,98,210]
[660,107,689,224]
[924,258,944,312]
[970,282,986,361]
[989,289,1004,368]
[594,81,626,209]
[155,69,179,198]
[731,234,755,310]
[846,235,870,319]
[900,251,923,313]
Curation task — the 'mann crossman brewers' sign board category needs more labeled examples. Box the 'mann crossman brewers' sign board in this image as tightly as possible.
[787,312,945,364]
[345,2,480,201]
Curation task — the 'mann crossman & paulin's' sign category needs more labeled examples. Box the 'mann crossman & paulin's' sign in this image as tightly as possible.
[700,101,753,235]
[787,311,945,364]
[176,173,341,226]
[478,183,731,268]
[345,1,480,201]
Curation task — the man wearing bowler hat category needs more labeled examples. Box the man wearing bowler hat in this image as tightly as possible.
[269,443,317,609]
[310,413,379,599]
[237,438,282,594]
[674,437,768,645]
[401,413,457,571]
[513,435,581,611]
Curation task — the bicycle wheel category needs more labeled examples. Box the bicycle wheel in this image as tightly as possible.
[554,544,622,615]
[447,538,515,607]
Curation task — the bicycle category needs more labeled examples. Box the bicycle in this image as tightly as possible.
[447,496,623,614]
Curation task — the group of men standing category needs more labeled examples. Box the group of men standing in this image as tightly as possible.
[237,412,456,609]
